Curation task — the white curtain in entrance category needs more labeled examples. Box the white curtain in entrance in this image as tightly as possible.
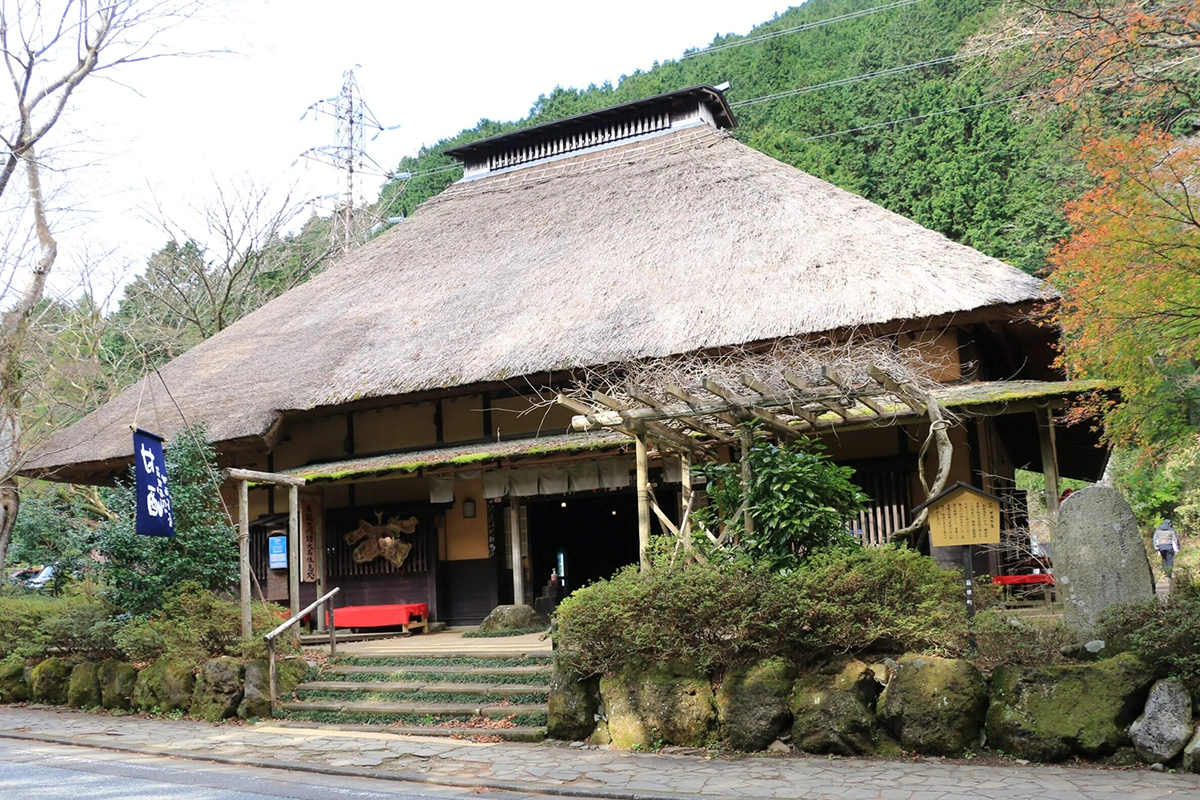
[483,469,509,499]
[539,465,569,495]
[568,461,600,492]
[600,457,633,489]
[661,455,682,484]
[510,468,540,497]
[429,476,454,504]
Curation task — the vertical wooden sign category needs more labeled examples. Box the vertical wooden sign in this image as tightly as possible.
[300,489,323,584]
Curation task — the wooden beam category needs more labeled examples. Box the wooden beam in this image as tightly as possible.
[509,497,525,604]
[288,484,301,646]
[1036,407,1060,518]
[740,427,755,540]
[590,391,712,456]
[867,365,926,413]
[635,435,651,571]
[226,467,307,488]
[821,364,888,416]
[238,480,251,641]
[704,379,803,440]
[630,385,727,441]
[667,384,741,428]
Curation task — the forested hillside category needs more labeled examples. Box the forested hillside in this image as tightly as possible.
[380,0,1093,274]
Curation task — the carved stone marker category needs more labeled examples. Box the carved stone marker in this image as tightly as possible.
[1054,486,1154,634]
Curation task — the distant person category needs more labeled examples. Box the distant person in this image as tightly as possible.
[1153,519,1181,577]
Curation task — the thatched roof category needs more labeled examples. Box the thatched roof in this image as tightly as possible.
[27,123,1046,480]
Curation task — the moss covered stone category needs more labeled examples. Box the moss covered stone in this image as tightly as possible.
[133,658,195,714]
[190,657,243,722]
[0,661,29,703]
[986,652,1153,761]
[29,657,71,705]
[98,661,137,711]
[478,604,544,633]
[547,658,599,741]
[67,662,101,708]
[600,665,715,749]
[238,657,307,719]
[717,658,797,752]
[877,655,986,756]
[791,658,883,756]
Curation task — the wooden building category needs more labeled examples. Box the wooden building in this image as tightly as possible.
[24,86,1105,624]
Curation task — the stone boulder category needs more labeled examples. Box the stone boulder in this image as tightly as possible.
[476,604,544,634]
[790,658,883,756]
[98,661,138,711]
[29,657,71,705]
[133,658,195,714]
[986,652,1154,761]
[717,658,797,752]
[1055,487,1155,635]
[877,655,987,756]
[1183,726,1200,773]
[238,657,308,719]
[600,665,716,749]
[547,658,600,741]
[0,661,28,703]
[67,662,101,708]
[1130,678,1193,764]
[190,657,243,722]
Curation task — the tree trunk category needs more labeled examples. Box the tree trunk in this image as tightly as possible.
[0,145,58,569]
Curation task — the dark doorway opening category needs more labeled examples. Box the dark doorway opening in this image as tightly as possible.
[524,487,679,595]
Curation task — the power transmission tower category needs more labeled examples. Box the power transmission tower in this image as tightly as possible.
[300,67,396,254]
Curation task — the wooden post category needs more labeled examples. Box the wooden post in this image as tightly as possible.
[740,428,755,541]
[326,597,337,659]
[288,484,300,645]
[509,497,524,605]
[238,480,252,641]
[679,450,693,541]
[635,434,651,571]
[962,544,976,619]
[267,637,277,714]
[1036,407,1060,518]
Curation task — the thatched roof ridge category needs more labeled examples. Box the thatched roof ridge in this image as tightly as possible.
[27,124,1046,478]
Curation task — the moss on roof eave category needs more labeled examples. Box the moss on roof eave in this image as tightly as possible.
[939,379,1113,409]
[291,436,628,484]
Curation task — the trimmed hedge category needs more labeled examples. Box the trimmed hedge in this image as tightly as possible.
[553,544,967,676]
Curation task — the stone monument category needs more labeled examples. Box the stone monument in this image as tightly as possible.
[1054,486,1155,634]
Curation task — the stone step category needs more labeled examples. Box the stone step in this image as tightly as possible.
[335,650,551,661]
[282,700,547,719]
[297,680,550,696]
[325,664,551,678]
[270,719,546,742]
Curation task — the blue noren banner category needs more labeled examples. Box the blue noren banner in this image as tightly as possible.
[134,428,175,538]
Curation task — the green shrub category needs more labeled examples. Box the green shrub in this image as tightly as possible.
[0,593,119,662]
[691,435,867,570]
[95,430,238,615]
[554,544,967,676]
[112,581,296,663]
[1098,588,1200,688]
[971,610,1075,668]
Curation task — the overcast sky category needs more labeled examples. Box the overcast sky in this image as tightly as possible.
[18,0,795,302]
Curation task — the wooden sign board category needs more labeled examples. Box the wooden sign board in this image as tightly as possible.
[923,484,1002,548]
[299,490,323,584]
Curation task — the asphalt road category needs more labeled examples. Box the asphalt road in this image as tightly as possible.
[0,739,537,800]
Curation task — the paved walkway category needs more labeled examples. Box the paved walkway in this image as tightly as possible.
[1,706,1197,800]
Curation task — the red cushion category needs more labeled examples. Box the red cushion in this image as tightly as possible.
[328,603,429,629]
[992,574,1055,585]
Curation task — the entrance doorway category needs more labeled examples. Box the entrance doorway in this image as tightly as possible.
[524,488,679,594]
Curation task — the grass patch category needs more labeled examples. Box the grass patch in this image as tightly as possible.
[320,670,549,685]
[461,627,545,638]
[295,689,548,704]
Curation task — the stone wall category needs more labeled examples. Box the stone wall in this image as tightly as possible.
[551,653,1200,769]
[1,655,309,721]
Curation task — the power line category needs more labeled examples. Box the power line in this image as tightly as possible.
[682,0,921,59]
[730,53,963,108]
[791,95,1028,143]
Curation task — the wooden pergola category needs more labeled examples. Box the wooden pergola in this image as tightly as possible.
[557,364,942,568]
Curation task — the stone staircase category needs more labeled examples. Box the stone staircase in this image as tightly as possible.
[278,651,552,742]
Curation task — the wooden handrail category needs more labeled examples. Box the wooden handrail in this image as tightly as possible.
[266,586,340,714]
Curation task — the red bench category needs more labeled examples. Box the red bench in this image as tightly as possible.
[327,603,429,634]
[992,574,1054,586]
